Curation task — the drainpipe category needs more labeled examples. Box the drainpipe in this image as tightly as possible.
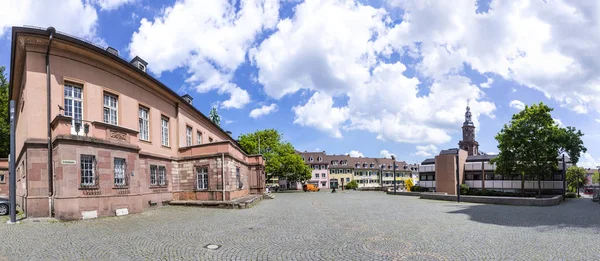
[46,27,56,217]
[222,153,225,201]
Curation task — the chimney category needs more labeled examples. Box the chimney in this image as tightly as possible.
[130,56,148,73]
[106,47,119,56]
[182,94,193,105]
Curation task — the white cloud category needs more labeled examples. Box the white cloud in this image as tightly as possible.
[413,144,438,157]
[509,100,526,110]
[347,150,364,157]
[553,118,564,127]
[249,103,278,118]
[0,0,99,39]
[93,0,136,10]
[595,119,600,123]
[512,88,517,93]
[251,0,496,144]
[380,150,395,158]
[292,92,349,138]
[129,0,280,109]
[386,0,600,115]
[480,78,494,88]
[579,152,599,168]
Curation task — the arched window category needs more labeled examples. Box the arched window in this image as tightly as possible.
[355,163,360,168]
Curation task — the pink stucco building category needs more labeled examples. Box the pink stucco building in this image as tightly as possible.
[8,26,265,220]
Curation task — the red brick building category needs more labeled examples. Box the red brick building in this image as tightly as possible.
[8,26,265,220]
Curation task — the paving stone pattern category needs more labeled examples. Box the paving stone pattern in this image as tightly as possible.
[1,191,600,260]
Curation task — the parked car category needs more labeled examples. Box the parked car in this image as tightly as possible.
[0,197,9,215]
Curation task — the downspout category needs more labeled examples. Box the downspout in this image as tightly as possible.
[46,27,56,217]
[222,153,225,201]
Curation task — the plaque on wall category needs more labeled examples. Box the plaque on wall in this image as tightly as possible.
[109,129,127,141]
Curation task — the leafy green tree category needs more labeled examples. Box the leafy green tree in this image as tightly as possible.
[492,103,586,197]
[566,166,588,196]
[593,171,600,184]
[345,180,358,190]
[209,106,220,126]
[238,129,311,183]
[0,66,9,158]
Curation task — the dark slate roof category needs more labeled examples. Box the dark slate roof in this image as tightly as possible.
[466,154,497,162]
[439,148,459,155]
[421,158,435,165]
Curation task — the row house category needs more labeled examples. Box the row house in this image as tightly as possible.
[299,151,417,189]
[8,27,265,220]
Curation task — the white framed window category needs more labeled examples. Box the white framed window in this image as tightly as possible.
[197,131,202,145]
[114,158,126,186]
[346,178,350,182]
[309,157,314,162]
[64,84,83,135]
[317,156,322,162]
[158,166,166,185]
[161,117,169,147]
[139,107,149,141]
[186,126,192,146]
[150,165,157,186]
[314,165,319,170]
[315,174,319,178]
[196,167,208,190]
[80,155,95,186]
[103,93,118,125]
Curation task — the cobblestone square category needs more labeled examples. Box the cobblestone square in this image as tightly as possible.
[1,191,599,260]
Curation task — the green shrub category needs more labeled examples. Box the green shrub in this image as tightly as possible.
[412,186,427,192]
[459,184,469,195]
[345,180,358,190]
[565,192,578,198]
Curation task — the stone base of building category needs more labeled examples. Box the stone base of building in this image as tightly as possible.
[13,137,265,221]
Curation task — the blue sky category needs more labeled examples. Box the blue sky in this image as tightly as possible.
[2,0,600,166]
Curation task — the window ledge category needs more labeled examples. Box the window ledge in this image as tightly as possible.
[79,185,100,190]
[161,145,171,149]
[150,185,168,189]
[139,139,152,144]
[113,186,130,189]
[92,121,139,135]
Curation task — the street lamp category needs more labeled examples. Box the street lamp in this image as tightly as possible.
[392,155,397,194]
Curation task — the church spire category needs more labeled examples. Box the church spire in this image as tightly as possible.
[458,99,479,156]
[464,99,473,126]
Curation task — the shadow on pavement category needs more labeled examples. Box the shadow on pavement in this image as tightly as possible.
[446,198,600,230]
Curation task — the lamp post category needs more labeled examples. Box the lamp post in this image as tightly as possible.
[392,155,397,194]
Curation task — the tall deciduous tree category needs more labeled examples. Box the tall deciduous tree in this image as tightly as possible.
[566,166,588,196]
[492,103,586,197]
[238,129,311,183]
[0,66,9,158]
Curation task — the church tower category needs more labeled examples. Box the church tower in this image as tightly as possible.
[458,102,480,156]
